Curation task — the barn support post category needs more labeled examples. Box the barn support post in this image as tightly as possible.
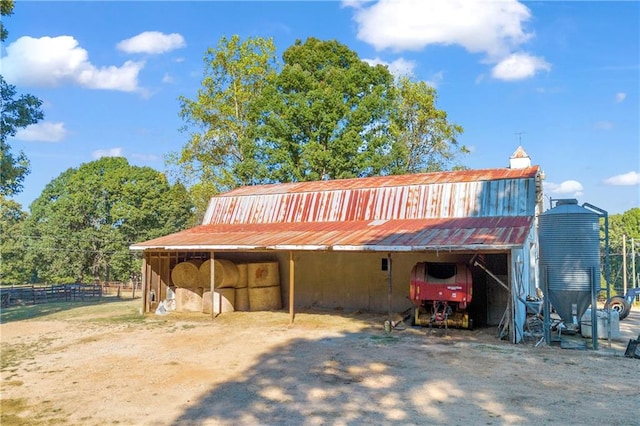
[289,250,295,324]
[210,251,215,319]
[387,253,392,320]
[142,254,148,313]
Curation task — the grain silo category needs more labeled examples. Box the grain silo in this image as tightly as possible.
[539,199,603,342]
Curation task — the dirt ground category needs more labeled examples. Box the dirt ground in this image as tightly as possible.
[1,298,639,426]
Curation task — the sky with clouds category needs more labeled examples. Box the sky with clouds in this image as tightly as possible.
[3,0,639,214]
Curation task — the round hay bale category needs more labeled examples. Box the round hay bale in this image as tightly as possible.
[171,261,201,288]
[234,287,249,311]
[175,287,203,312]
[202,288,235,314]
[247,262,280,288]
[199,259,239,288]
[236,263,248,288]
[249,285,282,311]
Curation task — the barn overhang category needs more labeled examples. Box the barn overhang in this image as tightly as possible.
[130,216,534,253]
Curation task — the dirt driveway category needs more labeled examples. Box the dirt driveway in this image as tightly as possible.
[1,299,639,426]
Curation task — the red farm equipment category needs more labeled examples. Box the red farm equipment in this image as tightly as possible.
[410,262,473,330]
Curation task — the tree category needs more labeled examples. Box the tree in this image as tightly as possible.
[0,0,14,43]
[175,36,467,202]
[0,0,44,197]
[256,38,397,182]
[389,76,467,173]
[24,157,194,283]
[605,208,640,292]
[170,34,278,206]
[0,196,29,284]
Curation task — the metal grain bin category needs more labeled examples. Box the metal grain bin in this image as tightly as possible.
[539,199,600,326]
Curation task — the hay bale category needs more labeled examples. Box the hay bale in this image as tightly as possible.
[247,262,280,288]
[236,263,248,289]
[234,287,249,311]
[199,259,239,288]
[202,289,235,314]
[171,261,201,288]
[249,285,282,311]
[175,287,203,312]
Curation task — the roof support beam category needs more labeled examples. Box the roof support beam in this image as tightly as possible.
[387,253,392,321]
[210,251,215,319]
[289,251,295,324]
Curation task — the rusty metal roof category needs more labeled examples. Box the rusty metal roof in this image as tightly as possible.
[131,216,533,252]
[131,166,541,252]
[203,166,541,224]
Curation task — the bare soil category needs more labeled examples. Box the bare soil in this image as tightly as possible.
[1,298,638,426]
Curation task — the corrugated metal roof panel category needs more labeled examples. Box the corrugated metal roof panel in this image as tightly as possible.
[130,216,533,252]
[203,175,539,225]
[222,166,540,196]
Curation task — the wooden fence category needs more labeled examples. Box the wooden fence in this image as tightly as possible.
[0,284,104,307]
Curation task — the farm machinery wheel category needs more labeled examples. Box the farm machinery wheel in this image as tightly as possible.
[606,296,631,320]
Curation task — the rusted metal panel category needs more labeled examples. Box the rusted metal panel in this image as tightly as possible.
[203,176,539,225]
[136,167,541,252]
[131,216,534,252]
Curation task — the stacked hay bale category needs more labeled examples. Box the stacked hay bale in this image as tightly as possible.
[247,262,282,311]
[234,263,250,311]
[201,259,238,314]
[170,259,281,313]
[172,260,203,312]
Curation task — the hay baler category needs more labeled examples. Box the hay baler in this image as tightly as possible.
[410,262,473,329]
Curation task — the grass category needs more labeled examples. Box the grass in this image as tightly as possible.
[0,339,54,371]
[0,296,142,324]
[0,398,68,426]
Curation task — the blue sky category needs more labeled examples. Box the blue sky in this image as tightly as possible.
[3,0,639,215]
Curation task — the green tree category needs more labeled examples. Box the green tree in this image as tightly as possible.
[0,0,44,197]
[1,0,14,42]
[0,196,29,284]
[171,34,278,206]
[175,36,467,202]
[256,38,397,182]
[606,208,640,292]
[389,76,467,173]
[24,157,194,283]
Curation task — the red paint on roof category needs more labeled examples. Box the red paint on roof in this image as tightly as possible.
[132,216,534,251]
[131,167,541,251]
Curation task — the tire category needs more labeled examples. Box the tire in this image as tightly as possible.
[607,296,631,320]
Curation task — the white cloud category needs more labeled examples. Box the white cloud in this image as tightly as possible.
[615,92,626,103]
[349,0,532,57]
[92,148,123,159]
[594,121,613,130]
[347,0,550,81]
[117,31,186,54]
[545,180,584,197]
[363,57,416,77]
[162,73,174,84]
[131,153,160,162]
[604,171,640,186]
[491,53,551,81]
[15,122,68,142]
[2,36,144,92]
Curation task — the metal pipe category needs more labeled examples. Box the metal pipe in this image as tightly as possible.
[582,202,610,347]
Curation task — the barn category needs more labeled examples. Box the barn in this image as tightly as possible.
[130,147,544,343]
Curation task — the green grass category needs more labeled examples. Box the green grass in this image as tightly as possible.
[0,297,143,324]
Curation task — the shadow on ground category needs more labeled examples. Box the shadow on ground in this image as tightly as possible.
[171,326,543,426]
